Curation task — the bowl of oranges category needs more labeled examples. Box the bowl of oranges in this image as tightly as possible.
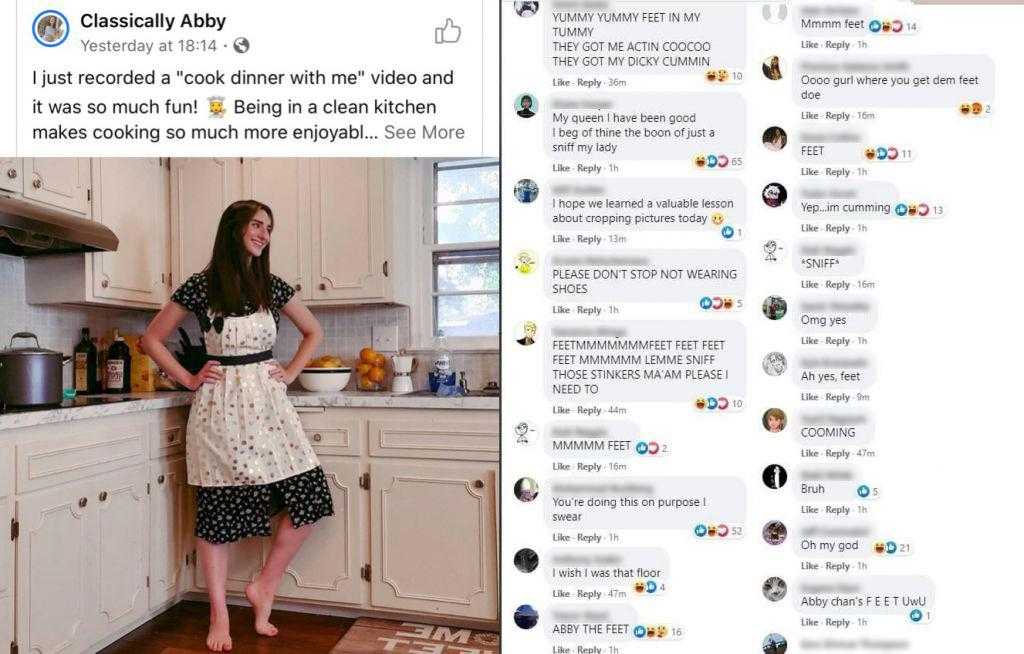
[298,355,352,392]
[356,347,388,391]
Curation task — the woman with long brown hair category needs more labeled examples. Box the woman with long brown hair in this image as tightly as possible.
[142,200,332,651]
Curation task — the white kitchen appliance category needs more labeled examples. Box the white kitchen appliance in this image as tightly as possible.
[391,354,416,395]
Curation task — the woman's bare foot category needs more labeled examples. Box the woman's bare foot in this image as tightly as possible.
[207,610,233,652]
[244,578,279,637]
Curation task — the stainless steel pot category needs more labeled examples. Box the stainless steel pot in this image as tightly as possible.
[0,332,71,407]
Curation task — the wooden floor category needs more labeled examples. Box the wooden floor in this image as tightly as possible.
[98,600,355,654]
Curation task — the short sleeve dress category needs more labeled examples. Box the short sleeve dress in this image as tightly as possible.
[171,272,334,544]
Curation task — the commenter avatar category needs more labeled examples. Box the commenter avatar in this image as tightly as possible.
[516,94,537,118]
[762,408,787,433]
[515,178,539,203]
[514,477,539,502]
[762,55,783,80]
[516,321,537,346]
[515,1,540,18]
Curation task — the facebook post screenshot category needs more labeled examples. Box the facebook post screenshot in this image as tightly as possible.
[0,0,1020,653]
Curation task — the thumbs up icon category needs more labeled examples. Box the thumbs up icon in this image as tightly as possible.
[435,18,462,44]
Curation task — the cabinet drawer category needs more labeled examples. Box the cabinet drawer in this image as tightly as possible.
[152,407,189,459]
[303,427,360,455]
[17,415,149,493]
[368,418,499,461]
[295,408,363,455]
[0,444,12,497]
[154,424,186,458]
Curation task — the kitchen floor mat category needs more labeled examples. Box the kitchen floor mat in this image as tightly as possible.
[330,617,499,653]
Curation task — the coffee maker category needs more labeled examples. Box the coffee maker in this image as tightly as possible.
[391,354,416,394]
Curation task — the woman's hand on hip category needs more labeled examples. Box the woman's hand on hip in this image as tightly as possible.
[267,361,296,385]
[186,361,223,391]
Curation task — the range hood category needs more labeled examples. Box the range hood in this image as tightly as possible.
[0,195,118,256]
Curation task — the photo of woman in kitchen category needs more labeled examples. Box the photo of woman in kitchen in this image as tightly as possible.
[141,199,333,652]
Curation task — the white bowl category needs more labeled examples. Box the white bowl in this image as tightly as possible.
[298,367,352,392]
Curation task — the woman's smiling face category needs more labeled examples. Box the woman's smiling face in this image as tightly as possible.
[242,209,273,257]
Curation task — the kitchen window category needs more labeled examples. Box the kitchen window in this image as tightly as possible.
[413,158,499,351]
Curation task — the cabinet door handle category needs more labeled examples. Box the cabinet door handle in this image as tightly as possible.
[79,497,88,508]
[312,433,323,442]
[5,168,15,179]
[472,479,484,489]
[157,474,165,484]
[32,176,42,189]
[383,261,389,277]
[295,283,302,292]
[101,280,109,288]
[319,282,326,290]
[98,491,108,502]
[167,431,176,442]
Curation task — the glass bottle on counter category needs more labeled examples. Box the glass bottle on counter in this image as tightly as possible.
[433,332,452,378]
[106,330,132,394]
[94,336,105,391]
[73,327,98,394]
[431,332,455,393]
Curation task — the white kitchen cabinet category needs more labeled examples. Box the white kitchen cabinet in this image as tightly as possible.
[15,464,148,654]
[309,159,388,302]
[22,158,91,216]
[275,456,365,605]
[90,464,150,641]
[0,444,11,654]
[3,405,499,654]
[169,157,242,286]
[169,157,412,306]
[149,457,189,608]
[242,158,312,293]
[193,533,266,595]
[369,460,498,620]
[0,158,21,193]
[24,158,171,309]
[90,158,170,306]
[0,494,13,654]
[16,476,94,653]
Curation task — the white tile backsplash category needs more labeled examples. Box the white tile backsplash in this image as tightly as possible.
[0,255,153,388]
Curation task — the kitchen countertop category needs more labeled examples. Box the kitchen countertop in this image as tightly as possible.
[0,389,499,431]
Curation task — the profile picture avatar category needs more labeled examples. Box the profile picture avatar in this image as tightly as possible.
[515,1,540,18]
[515,93,537,118]
[33,10,68,46]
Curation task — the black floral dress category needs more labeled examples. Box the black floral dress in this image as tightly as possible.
[171,272,334,544]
